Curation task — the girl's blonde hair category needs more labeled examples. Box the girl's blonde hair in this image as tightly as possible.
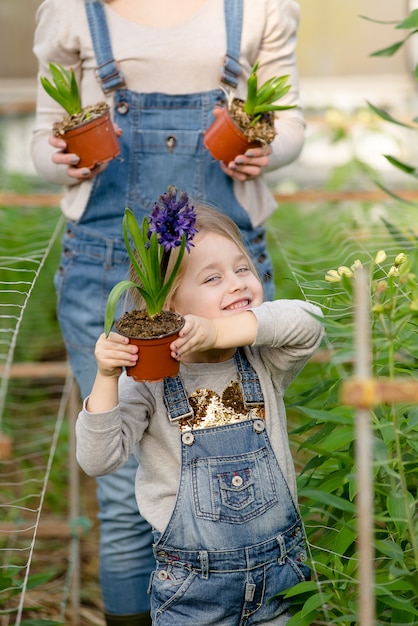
[129,204,259,311]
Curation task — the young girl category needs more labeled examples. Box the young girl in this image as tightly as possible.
[76,206,323,626]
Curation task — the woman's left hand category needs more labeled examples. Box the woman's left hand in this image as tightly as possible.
[220,145,272,181]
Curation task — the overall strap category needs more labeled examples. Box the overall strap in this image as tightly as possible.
[164,375,193,423]
[163,348,263,424]
[234,348,264,407]
[84,0,126,93]
[221,0,243,88]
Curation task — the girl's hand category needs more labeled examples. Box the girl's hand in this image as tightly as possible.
[48,123,122,180]
[170,315,217,359]
[95,332,138,378]
[220,144,272,181]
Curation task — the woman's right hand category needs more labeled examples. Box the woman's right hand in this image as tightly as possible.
[48,123,122,180]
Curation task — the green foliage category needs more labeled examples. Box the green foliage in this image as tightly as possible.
[0,569,63,625]
[40,63,81,117]
[364,8,418,201]
[105,186,197,334]
[242,61,295,124]
[281,239,418,624]
[0,205,64,363]
[104,209,186,333]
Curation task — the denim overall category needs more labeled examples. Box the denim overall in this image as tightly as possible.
[54,0,273,615]
[153,349,310,625]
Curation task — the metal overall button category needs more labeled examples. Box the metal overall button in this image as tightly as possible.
[182,432,195,446]
[232,475,243,487]
[158,569,168,581]
[156,550,167,558]
[253,419,265,433]
[116,102,129,115]
[166,135,177,153]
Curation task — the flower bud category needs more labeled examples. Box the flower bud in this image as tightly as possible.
[394,253,407,267]
[351,259,362,271]
[374,250,386,265]
[372,304,385,314]
[388,266,399,278]
[374,280,387,295]
[337,266,354,277]
[325,269,342,283]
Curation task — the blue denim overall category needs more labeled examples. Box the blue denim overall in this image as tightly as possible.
[54,0,273,614]
[154,350,310,625]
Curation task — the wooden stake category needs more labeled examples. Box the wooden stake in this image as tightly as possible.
[353,267,375,626]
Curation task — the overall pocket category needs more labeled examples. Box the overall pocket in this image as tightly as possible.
[132,129,203,210]
[191,447,278,524]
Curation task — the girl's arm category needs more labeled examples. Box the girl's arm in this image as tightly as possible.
[171,310,259,358]
[86,332,138,412]
[171,300,323,361]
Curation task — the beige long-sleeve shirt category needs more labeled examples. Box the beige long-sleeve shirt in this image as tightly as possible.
[31,0,305,226]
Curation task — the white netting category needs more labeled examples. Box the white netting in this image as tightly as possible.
[0,197,416,625]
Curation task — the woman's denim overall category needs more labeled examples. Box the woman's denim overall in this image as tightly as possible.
[151,350,310,625]
[55,0,274,614]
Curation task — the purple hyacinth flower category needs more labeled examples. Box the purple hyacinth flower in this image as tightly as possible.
[148,186,197,252]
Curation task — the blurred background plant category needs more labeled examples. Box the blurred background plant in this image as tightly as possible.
[364,7,418,200]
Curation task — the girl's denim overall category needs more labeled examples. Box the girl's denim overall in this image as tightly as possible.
[55,0,274,614]
[153,350,310,625]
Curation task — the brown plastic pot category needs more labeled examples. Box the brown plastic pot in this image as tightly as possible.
[63,109,120,169]
[204,107,259,163]
[120,317,185,382]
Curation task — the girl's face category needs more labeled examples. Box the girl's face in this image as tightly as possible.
[172,231,263,318]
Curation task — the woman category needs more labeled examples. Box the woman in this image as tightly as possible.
[31,1,305,623]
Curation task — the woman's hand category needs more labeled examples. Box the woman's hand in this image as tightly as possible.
[220,144,272,181]
[211,106,272,181]
[48,123,122,180]
[95,332,138,378]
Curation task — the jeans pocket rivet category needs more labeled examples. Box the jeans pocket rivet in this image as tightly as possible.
[117,102,129,115]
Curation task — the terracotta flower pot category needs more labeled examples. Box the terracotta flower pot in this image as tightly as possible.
[63,109,120,169]
[204,106,259,164]
[115,311,185,382]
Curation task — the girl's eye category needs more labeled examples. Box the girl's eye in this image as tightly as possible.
[204,274,220,284]
[236,266,249,274]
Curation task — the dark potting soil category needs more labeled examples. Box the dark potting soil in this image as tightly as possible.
[115,310,184,339]
[52,101,109,135]
[230,99,276,144]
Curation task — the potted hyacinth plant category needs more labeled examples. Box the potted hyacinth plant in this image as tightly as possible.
[40,63,120,169]
[204,60,296,163]
[104,186,197,382]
